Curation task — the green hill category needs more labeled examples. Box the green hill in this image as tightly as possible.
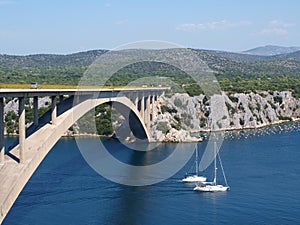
[1,48,300,97]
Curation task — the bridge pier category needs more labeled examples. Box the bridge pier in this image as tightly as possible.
[18,97,25,164]
[33,96,39,126]
[146,95,151,132]
[134,93,139,110]
[140,94,145,120]
[151,95,155,122]
[0,97,4,165]
[131,92,155,134]
[51,96,57,125]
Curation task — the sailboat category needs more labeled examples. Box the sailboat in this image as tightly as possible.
[193,141,229,192]
[182,144,207,183]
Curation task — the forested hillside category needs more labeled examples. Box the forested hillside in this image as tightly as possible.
[1,48,300,97]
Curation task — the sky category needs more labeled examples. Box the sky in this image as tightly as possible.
[0,0,300,55]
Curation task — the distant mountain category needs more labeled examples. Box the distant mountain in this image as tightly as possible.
[271,50,300,61]
[0,50,107,68]
[1,47,300,87]
[201,49,269,62]
[243,45,300,56]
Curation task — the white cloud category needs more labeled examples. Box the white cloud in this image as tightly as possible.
[269,20,294,28]
[176,20,251,31]
[259,28,288,36]
[257,19,295,36]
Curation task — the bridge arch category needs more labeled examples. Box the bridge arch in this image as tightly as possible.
[70,96,151,141]
[0,94,151,223]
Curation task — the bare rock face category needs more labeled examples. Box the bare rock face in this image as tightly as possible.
[4,98,19,114]
[151,130,165,142]
[4,97,51,115]
[151,91,300,142]
[163,128,199,142]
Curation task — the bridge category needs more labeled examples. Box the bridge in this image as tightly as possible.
[0,87,167,224]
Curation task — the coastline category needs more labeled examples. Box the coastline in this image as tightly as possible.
[62,133,113,138]
[4,118,299,140]
[4,132,113,138]
[192,117,300,134]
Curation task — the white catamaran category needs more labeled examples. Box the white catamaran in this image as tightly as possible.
[182,144,207,183]
[193,142,229,192]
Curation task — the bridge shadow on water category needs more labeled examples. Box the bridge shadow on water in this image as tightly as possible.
[103,139,176,166]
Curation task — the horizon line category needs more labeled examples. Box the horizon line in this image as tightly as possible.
[1,44,300,56]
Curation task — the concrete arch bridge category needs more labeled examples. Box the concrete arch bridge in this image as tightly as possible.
[0,87,167,224]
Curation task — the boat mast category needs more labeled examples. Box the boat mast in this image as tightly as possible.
[218,150,229,187]
[213,141,217,185]
[195,144,198,176]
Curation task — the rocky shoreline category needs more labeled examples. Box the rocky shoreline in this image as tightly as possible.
[150,91,300,142]
[4,117,299,142]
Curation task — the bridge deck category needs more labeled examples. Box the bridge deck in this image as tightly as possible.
[0,87,168,98]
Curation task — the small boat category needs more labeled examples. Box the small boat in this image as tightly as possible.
[182,144,206,183]
[193,183,229,192]
[194,141,229,192]
[182,174,207,183]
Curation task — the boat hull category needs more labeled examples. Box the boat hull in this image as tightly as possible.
[193,185,229,192]
[182,175,207,183]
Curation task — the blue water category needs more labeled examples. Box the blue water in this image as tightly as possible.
[3,124,300,225]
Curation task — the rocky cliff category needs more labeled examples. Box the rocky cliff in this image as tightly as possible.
[151,91,300,142]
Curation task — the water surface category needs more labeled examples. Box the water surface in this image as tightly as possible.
[3,124,300,225]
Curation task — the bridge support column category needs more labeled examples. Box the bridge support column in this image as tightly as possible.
[151,95,155,122]
[140,94,145,120]
[0,97,4,165]
[33,96,38,126]
[135,93,139,110]
[18,97,25,163]
[146,95,151,131]
[51,96,57,125]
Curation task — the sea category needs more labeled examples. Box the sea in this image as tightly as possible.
[3,122,300,225]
